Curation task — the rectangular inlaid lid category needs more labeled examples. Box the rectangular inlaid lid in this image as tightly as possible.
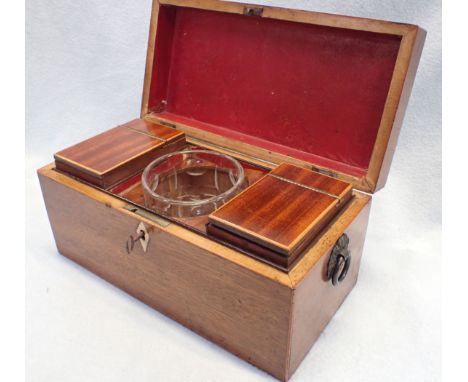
[55,119,183,176]
[141,0,425,193]
[208,163,352,257]
[54,118,185,188]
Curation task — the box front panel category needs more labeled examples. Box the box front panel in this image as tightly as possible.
[38,169,293,380]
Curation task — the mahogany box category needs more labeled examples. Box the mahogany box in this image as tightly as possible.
[38,1,425,380]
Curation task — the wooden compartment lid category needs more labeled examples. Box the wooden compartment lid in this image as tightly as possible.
[54,119,185,188]
[208,162,353,269]
[141,0,426,193]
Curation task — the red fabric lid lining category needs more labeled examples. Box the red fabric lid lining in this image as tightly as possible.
[148,5,402,175]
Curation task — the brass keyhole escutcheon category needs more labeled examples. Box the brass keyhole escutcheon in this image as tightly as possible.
[327,234,351,286]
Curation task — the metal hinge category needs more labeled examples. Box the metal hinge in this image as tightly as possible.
[310,165,338,178]
[159,120,177,129]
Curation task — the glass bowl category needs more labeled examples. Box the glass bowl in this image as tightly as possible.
[141,150,247,218]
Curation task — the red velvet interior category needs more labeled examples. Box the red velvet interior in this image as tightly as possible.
[148,6,402,175]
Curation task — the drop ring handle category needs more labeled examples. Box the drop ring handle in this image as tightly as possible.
[327,233,352,286]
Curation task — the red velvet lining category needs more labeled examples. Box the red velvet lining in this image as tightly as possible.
[148,5,402,174]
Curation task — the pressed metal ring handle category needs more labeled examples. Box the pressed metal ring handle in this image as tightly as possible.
[331,253,352,286]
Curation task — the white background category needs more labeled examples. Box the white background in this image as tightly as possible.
[26,1,441,381]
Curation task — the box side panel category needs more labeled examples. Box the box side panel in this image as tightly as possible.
[38,169,293,380]
[288,198,371,378]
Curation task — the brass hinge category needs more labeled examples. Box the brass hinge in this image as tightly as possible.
[159,120,177,129]
[310,165,338,178]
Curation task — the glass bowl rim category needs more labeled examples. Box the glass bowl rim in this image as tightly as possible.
[141,149,245,207]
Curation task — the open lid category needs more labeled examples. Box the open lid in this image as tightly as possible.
[141,0,425,193]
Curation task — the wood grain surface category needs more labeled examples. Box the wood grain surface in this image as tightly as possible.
[124,118,184,141]
[209,163,352,257]
[38,164,293,380]
[54,119,185,188]
[35,0,424,379]
[38,163,371,380]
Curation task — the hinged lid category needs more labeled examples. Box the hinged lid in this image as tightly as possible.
[208,162,353,269]
[141,0,425,193]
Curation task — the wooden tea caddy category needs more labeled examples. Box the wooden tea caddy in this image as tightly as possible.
[38,1,425,380]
